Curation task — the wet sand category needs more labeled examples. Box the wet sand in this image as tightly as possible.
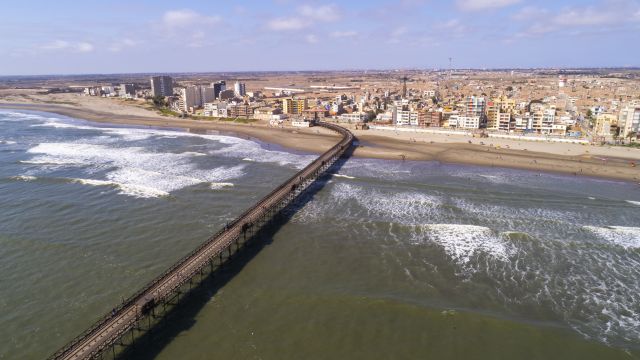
[1,98,639,183]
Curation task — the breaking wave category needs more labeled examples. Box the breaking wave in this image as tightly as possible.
[414,224,514,266]
[25,142,245,198]
[584,226,640,249]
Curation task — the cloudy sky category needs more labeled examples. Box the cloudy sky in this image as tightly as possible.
[1,0,639,75]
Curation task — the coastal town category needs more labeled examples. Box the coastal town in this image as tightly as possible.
[2,69,640,182]
[76,69,640,145]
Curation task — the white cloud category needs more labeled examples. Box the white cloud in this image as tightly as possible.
[330,30,358,38]
[511,6,549,21]
[515,1,640,37]
[457,0,521,11]
[155,9,221,48]
[108,38,137,52]
[305,34,319,43]
[41,40,94,53]
[266,3,341,31]
[391,26,409,37]
[435,19,467,34]
[162,9,220,29]
[267,18,309,31]
[298,4,340,21]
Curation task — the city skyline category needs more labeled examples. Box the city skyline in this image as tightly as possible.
[1,0,640,75]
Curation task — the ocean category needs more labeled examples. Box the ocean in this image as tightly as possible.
[1,109,639,359]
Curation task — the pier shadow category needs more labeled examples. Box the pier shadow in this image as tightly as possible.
[117,144,354,360]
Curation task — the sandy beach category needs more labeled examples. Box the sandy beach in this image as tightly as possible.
[1,92,639,183]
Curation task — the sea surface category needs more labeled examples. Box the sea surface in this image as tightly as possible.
[1,110,639,359]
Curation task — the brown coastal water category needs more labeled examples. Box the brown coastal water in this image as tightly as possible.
[1,110,639,359]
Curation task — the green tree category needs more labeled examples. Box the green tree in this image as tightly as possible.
[152,95,166,108]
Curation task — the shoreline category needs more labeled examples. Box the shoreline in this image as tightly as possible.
[1,101,639,184]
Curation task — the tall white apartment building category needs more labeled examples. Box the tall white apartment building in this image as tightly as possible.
[180,86,202,112]
[234,82,246,97]
[619,105,640,138]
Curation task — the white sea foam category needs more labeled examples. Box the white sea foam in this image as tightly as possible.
[68,178,170,198]
[8,113,315,169]
[210,135,315,169]
[330,183,442,223]
[333,174,355,179]
[31,121,96,130]
[26,142,245,198]
[417,224,513,265]
[69,178,116,187]
[210,182,234,190]
[626,200,640,206]
[10,175,37,181]
[19,159,83,166]
[584,226,640,249]
[452,198,581,225]
[0,140,17,145]
[0,111,50,121]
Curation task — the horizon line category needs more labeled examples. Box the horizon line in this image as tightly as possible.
[2,66,640,78]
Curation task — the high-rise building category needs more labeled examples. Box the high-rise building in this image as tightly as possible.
[464,96,486,118]
[212,81,226,99]
[200,86,216,103]
[180,86,202,112]
[119,84,136,97]
[283,98,308,115]
[486,96,515,131]
[150,76,174,97]
[618,105,640,138]
[234,81,246,97]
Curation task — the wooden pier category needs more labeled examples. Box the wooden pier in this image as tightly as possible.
[49,121,354,360]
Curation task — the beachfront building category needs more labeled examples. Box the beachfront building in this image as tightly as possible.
[486,96,515,131]
[448,115,480,129]
[338,112,368,124]
[228,104,254,119]
[283,98,308,115]
[254,107,284,121]
[119,84,136,98]
[514,114,533,131]
[179,86,202,113]
[619,105,640,139]
[418,110,442,127]
[595,114,619,137]
[464,96,486,119]
[394,109,419,126]
[150,76,173,97]
[531,108,556,134]
[203,102,228,117]
[200,86,216,104]
[375,112,394,123]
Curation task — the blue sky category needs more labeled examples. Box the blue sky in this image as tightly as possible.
[1,0,639,75]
